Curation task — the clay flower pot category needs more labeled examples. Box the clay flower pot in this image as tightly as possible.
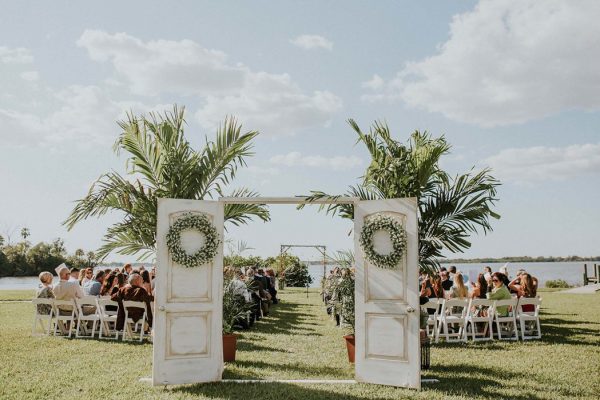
[343,334,355,363]
[223,333,237,362]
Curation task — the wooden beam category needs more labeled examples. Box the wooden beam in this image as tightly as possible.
[219,196,358,205]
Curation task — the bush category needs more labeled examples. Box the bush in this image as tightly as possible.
[284,262,313,287]
[545,279,572,288]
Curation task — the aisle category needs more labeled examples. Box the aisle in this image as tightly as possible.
[223,288,354,380]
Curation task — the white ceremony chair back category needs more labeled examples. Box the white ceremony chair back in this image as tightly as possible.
[31,298,54,336]
[122,301,147,342]
[516,297,542,340]
[435,298,468,343]
[421,298,440,340]
[491,298,519,340]
[75,296,100,338]
[52,299,76,338]
[97,298,119,339]
[465,298,494,341]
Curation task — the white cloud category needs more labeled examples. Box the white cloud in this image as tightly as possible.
[361,74,384,90]
[19,71,39,81]
[484,143,600,184]
[290,34,333,51]
[270,151,362,171]
[0,46,33,64]
[363,0,600,127]
[77,30,342,135]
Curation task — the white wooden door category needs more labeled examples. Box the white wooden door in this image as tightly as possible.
[153,198,224,386]
[354,198,420,389]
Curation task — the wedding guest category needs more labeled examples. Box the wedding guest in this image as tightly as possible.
[122,263,132,276]
[111,273,153,331]
[69,268,79,282]
[509,273,537,312]
[80,267,93,286]
[470,273,488,299]
[83,270,105,296]
[100,274,116,296]
[448,273,468,299]
[499,265,511,286]
[140,269,152,295]
[448,266,457,281]
[440,270,453,291]
[265,268,278,304]
[53,265,84,313]
[36,271,54,314]
[486,272,512,316]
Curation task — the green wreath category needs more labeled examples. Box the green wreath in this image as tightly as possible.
[359,214,407,269]
[166,213,220,268]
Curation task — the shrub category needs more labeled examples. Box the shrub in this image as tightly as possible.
[545,279,572,288]
[284,262,313,287]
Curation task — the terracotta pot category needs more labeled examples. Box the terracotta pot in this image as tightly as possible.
[343,334,355,363]
[223,333,237,362]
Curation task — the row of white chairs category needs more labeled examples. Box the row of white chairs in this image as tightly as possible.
[421,296,542,343]
[31,296,149,342]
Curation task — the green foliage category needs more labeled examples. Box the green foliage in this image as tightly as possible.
[302,120,500,274]
[545,279,572,288]
[331,273,355,334]
[222,277,253,334]
[224,255,269,269]
[284,261,313,287]
[63,105,270,260]
[0,239,97,277]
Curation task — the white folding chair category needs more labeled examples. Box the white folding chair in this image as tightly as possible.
[97,298,119,339]
[516,297,542,340]
[421,298,440,341]
[435,298,468,343]
[122,301,147,342]
[75,296,100,338]
[492,298,519,340]
[52,299,76,338]
[31,298,54,336]
[465,298,494,341]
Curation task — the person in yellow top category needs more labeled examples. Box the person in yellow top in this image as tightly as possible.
[486,272,512,316]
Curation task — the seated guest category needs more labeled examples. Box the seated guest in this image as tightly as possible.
[80,267,93,286]
[121,263,132,277]
[265,268,278,304]
[69,268,79,282]
[140,270,152,295]
[36,271,55,314]
[440,269,453,291]
[470,273,488,299]
[486,272,512,316]
[100,273,116,296]
[53,265,84,313]
[111,273,153,332]
[448,273,468,299]
[83,270,105,296]
[448,265,457,281]
[509,273,537,312]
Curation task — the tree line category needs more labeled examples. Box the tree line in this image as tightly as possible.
[0,231,100,277]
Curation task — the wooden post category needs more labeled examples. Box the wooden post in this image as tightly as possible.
[583,263,588,286]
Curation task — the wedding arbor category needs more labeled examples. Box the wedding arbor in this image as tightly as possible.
[153,196,421,389]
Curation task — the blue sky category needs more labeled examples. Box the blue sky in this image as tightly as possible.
[1,0,599,262]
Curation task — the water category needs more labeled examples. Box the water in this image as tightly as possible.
[306,261,598,289]
[1,261,597,290]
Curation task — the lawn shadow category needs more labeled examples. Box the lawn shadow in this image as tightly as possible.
[170,381,402,400]
[425,362,582,400]
[224,359,350,379]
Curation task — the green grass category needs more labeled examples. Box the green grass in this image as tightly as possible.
[0,288,598,399]
[0,290,35,301]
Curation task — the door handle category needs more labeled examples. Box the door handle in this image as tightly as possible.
[159,306,165,311]
[406,306,415,313]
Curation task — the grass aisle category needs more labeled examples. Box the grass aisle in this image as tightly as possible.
[0,288,598,399]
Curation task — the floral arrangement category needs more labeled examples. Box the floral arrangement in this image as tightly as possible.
[166,213,220,268]
[359,214,406,269]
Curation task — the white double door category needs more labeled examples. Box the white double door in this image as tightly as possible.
[153,198,420,389]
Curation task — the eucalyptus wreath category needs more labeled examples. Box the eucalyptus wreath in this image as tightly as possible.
[359,214,406,269]
[166,213,220,268]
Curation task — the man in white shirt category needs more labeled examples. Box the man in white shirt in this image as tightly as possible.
[54,265,84,313]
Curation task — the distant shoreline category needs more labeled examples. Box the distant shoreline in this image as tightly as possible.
[438,257,600,264]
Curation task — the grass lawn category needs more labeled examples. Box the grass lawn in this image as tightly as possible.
[1,288,598,399]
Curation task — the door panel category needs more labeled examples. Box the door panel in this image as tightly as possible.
[354,198,420,389]
[153,198,224,386]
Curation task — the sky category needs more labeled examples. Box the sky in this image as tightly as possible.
[1,0,599,262]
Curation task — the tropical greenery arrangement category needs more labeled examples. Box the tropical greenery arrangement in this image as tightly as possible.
[284,262,313,287]
[166,213,220,268]
[301,120,500,274]
[359,214,406,269]
[222,277,253,334]
[63,106,269,260]
[332,272,355,334]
